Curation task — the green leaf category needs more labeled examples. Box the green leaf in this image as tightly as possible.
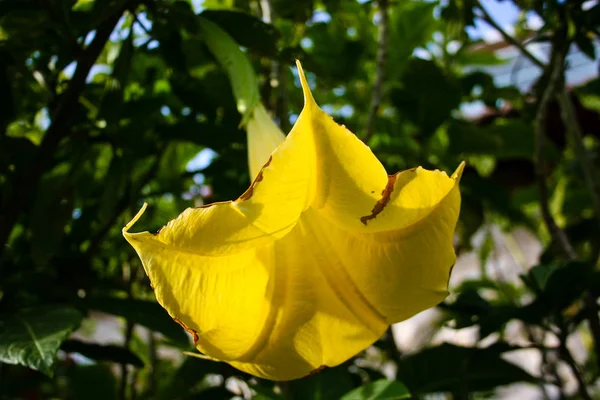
[201,9,280,57]
[0,306,82,376]
[68,364,117,400]
[388,2,437,77]
[340,380,411,400]
[397,343,536,395]
[198,15,259,124]
[79,297,190,347]
[447,119,536,159]
[390,59,462,136]
[289,365,354,400]
[72,0,94,12]
[29,175,75,267]
[61,339,144,367]
[156,356,236,400]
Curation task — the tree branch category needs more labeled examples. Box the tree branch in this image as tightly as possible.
[557,320,593,400]
[363,0,389,145]
[0,4,131,255]
[556,90,600,234]
[534,45,578,261]
[476,1,545,69]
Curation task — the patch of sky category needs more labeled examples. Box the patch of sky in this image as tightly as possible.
[583,0,598,11]
[84,30,96,46]
[181,107,191,116]
[186,148,217,172]
[300,37,313,50]
[333,86,346,96]
[289,113,299,125]
[147,40,160,49]
[133,12,152,34]
[460,101,487,119]
[63,61,77,79]
[160,106,171,116]
[413,47,431,60]
[312,10,331,23]
[87,65,112,82]
[191,0,204,14]
[446,40,461,55]
[193,173,205,185]
[347,27,357,38]
[339,105,354,118]
[72,208,82,219]
[36,108,50,131]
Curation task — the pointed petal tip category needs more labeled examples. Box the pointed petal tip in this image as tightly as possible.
[123,202,148,235]
[452,161,466,182]
[295,59,316,108]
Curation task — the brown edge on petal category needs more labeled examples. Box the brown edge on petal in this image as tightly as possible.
[238,155,273,201]
[360,174,398,225]
[306,365,327,377]
[173,317,199,345]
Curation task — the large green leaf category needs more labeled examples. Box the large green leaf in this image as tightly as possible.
[197,15,259,124]
[201,9,280,57]
[396,343,536,395]
[388,1,437,78]
[340,380,411,400]
[447,119,537,159]
[68,364,118,400]
[156,356,238,400]
[0,306,82,376]
[390,59,462,136]
[289,365,354,400]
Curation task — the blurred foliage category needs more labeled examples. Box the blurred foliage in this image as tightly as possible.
[0,0,600,399]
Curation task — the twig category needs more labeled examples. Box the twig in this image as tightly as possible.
[0,2,133,256]
[363,0,389,145]
[557,324,592,400]
[259,0,289,132]
[383,326,402,371]
[533,45,578,261]
[133,13,152,36]
[119,261,138,400]
[556,90,600,234]
[475,1,545,69]
[554,56,600,371]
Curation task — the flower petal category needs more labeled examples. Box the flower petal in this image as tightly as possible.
[293,60,462,234]
[124,206,387,381]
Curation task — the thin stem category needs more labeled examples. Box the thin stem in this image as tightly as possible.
[556,90,600,234]
[475,1,545,69]
[260,0,289,132]
[557,327,592,400]
[383,326,402,371]
[119,262,138,400]
[584,294,600,371]
[133,13,152,36]
[363,0,389,145]
[533,45,578,261]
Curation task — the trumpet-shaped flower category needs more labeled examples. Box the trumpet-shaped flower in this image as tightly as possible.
[123,62,464,381]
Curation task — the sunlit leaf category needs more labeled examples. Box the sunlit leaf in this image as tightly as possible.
[0,306,82,376]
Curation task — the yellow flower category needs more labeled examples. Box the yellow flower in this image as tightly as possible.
[123,61,464,381]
